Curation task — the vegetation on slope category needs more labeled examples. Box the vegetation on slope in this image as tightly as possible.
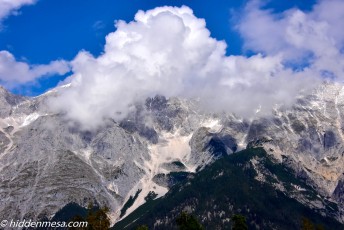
[114,148,343,230]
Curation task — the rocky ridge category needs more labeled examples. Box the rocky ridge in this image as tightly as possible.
[1,82,344,225]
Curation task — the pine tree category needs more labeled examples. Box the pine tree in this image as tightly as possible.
[68,215,87,230]
[301,217,314,230]
[86,206,110,230]
[176,211,204,230]
[231,214,248,230]
[136,225,149,230]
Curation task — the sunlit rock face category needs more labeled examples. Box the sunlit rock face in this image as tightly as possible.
[1,82,344,224]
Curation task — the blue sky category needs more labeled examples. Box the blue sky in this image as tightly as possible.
[0,0,317,95]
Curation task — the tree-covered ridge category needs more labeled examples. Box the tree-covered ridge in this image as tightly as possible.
[115,148,343,230]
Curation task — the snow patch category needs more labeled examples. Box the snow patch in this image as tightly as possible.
[201,119,222,133]
[0,112,41,131]
[36,83,72,98]
[119,129,193,220]
[82,149,93,162]
[21,113,40,127]
[107,183,119,194]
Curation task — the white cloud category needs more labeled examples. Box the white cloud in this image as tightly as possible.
[0,0,36,24]
[237,0,344,78]
[49,5,322,130]
[0,1,70,88]
[0,50,70,86]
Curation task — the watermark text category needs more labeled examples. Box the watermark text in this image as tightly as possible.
[0,219,88,228]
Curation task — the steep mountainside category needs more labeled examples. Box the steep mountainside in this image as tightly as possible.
[115,148,344,230]
[1,82,344,226]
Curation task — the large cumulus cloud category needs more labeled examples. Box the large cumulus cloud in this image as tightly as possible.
[49,4,332,130]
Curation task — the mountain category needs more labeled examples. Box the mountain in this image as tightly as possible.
[114,147,343,230]
[1,82,344,227]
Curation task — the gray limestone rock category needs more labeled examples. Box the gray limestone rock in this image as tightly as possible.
[2,82,344,225]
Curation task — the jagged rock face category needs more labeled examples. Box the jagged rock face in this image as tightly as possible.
[0,88,154,223]
[247,83,344,197]
[187,127,237,170]
[333,175,344,203]
[0,86,26,117]
[115,148,344,230]
[1,83,344,225]
[184,83,344,199]
[0,113,150,222]
[0,89,210,224]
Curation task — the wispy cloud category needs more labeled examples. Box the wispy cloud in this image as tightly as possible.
[92,20,106,31]
[237,0,344,78]
[0,0,37,27]
[0,51,70,87]
[0,0,71,89]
